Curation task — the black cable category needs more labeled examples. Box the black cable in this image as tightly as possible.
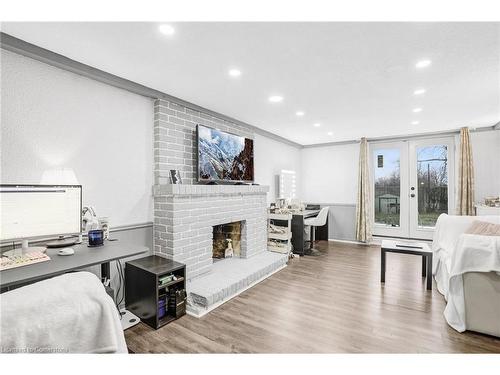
[114,260,122,318]
[118,260,125,307]
[118,260,127,318]
[117,260,124,305]
[120,262,125,308]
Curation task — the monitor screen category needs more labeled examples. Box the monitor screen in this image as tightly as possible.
[0,185,82,241]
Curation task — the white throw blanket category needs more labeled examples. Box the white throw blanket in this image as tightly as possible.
[0,271,127,353]
[432,214,500,297]
[444,234,500,332]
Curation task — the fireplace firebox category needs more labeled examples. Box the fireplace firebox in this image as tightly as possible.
[212,221,242,259]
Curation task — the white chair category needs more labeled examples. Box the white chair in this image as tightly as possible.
[304,207,329,253]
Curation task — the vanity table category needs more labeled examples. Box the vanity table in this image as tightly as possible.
[291,209,329,256]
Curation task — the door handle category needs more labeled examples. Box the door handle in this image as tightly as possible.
[410,193,415,198]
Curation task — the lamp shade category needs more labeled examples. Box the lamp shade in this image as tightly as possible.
[40,168,79,185]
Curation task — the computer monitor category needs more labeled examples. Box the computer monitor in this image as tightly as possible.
[0,185,82,247]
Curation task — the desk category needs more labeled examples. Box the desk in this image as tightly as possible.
[291,209,328,255]
[0,241,148,290]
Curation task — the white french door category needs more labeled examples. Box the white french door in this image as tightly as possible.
[370,138,455,240]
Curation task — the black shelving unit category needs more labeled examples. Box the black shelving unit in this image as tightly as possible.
[125,255,186,329]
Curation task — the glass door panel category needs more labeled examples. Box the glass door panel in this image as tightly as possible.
[374,148,401,227]
[371,142,408,238]
[409,138,454,239]
[416,145,448,227]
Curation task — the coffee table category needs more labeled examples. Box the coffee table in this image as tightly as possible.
[381,239,433,290]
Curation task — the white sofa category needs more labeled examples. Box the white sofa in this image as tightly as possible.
[432,214,500,337]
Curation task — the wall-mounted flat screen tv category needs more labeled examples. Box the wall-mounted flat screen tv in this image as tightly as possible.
[197,124,254,183]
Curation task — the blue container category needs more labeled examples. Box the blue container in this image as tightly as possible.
[158,299,167,319]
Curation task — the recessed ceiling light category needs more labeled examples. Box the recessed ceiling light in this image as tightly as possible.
[327,131,333,136]
[313,123,321,127]
[415,59,432,69]
[159,24,175,36]
[296,111,305,116]
[412,108,423,113]
[411,121,420,125]
[413,88,426,95]
[228,68,241,77]
[268,95,284,103]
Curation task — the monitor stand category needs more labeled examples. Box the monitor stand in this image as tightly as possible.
[46,237,78,248]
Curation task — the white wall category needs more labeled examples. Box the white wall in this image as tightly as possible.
[254,134,302,203]
[469,130,500,202]
[301,143,359,204]
[1,50,154,226]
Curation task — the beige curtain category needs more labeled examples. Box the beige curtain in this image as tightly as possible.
[457,127,475,215]
[355,137,373,242]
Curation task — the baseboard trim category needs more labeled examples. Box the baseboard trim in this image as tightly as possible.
[186,264,287,318]
[328,238,373,246]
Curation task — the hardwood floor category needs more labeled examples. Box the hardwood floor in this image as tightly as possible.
[125,241,500,353]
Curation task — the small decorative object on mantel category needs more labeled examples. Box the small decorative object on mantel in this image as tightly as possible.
[169,169,182,184]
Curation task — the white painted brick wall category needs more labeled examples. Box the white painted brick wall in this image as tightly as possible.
[154,99,253,185]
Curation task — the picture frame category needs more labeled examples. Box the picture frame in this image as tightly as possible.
[169,170,182,184]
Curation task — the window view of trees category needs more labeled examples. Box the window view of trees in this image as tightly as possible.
[374,145,448,228]
[374,149,401,226]
[416,145,448,227]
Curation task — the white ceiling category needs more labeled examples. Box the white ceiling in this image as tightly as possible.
[2,22,499,145]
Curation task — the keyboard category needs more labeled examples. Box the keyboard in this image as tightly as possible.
[0,251,51,271]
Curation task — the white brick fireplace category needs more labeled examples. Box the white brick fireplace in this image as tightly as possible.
[153,184,269,280]
[151,98,288,315]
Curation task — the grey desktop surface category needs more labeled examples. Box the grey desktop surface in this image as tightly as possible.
[0,240,148,288]
[293,209,320,217]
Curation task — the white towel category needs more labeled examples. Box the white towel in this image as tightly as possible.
[0,271,127,353]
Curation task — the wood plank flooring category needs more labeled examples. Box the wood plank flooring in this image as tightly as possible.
[124,241,500,353]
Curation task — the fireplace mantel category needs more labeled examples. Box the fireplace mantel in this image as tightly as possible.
[153,184,269,197]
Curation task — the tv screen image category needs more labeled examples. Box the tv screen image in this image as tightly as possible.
[197,124,254,182]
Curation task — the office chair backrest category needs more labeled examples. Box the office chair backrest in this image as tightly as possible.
[315,207,329,226]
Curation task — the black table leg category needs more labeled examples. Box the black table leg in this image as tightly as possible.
[101,262,111,280]
[291,215,305,256]
[426,254,433,290]
[310,226,314,250]
[421,256,426,277]
[381,249,386,283]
